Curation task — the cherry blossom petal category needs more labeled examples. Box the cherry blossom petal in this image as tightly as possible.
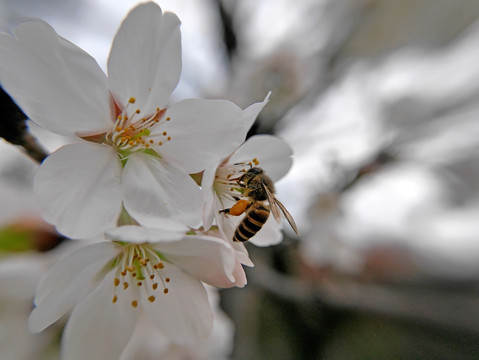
[233,242,254,267]
[0,20,111,137]
[201,165,218,230]
[61,272,140,360]
[241,92,271,131]
[154,235,236,287]
[34,142,123,239]
[28,257,108,333]
[106,224,188,244]
[249,215,283,247]
[108,2,181,114]
[34,242,118,306]
[122,152,203,227]
[141,265,213,345]
[159,99,247,173]
[229,135,293,182]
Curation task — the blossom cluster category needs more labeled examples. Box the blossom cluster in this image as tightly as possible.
[0,2,293,359]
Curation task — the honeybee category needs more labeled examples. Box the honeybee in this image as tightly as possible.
[220,167,299,242]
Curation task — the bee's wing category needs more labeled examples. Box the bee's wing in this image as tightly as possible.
[264,184,282,223]
[273,197,300,236]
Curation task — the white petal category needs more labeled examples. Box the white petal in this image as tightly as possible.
[142,265,213,345]
[233,242,254,267]
[62,272,140,360]
[34,142,123,239]
[29,242,118,333]
[229,135,293,182]
[159,99,247,173]
[249,214,283,247]
[156,235,236,287]
[122,153,203,227]
[34,242,118,305]
[108,2,181,113]
[241,93,271,131]
[105,224,188,244]
[0,20,112,137]
[201,164,219,230]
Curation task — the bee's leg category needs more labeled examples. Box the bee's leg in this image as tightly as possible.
[219,208,231,214]
[228,199,251,216]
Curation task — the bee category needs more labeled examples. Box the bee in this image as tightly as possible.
[220,167,299,242]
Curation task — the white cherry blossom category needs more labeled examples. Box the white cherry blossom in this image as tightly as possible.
[202,135,294,247]
[28,223,239,359]
[0,2,251,239]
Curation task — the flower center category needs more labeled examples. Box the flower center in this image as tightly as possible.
[214,157,260,202]
[107,97,173,158]
[111,243,171,308]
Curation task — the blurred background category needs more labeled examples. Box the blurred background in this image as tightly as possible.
[2,0,479,359]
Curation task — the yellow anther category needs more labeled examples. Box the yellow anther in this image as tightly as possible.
[165,277,170,283]
[158,141,163,146]
[114,278,120,287]
[149,275,155,280]
[167,136,171,141]
[148,295,156,302]
[139,259,147,266]
[112,295,118,303]
[137,282,143,286]
[162,131,167,136]
[129,97,136,104]
[157,263,165,269]
[123,282,129,290]
[152,283,158,290]
[166,117,171,121]
[136,109,140,114]
[163,288,169,294]
[131,300,138,308]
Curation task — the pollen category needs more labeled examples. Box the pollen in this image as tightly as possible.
[128,97,136,104]
[113,244,173,306]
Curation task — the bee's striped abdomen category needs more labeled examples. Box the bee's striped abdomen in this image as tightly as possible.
[233,203,270,242]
